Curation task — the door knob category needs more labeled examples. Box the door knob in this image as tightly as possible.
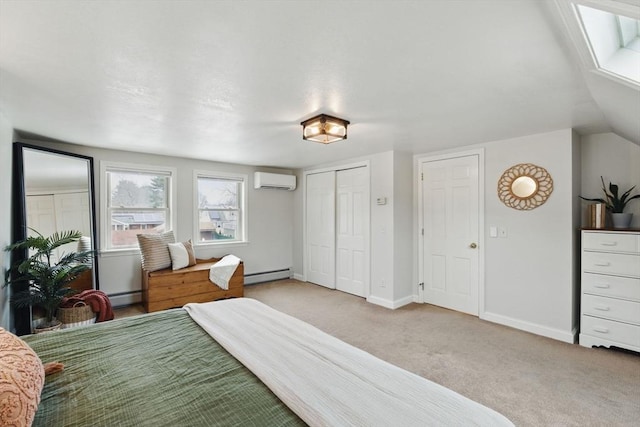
[469,243,477,249]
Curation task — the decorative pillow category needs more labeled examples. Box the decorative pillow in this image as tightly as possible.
[0,327,45,427]
[137,231,176,272]
[168,240,197,270]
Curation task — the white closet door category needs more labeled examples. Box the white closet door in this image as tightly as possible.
[26,195,58,259]
[54,192,91,237]
[306,171,336,289]
[55,192,91,257]
[336,167,368,297]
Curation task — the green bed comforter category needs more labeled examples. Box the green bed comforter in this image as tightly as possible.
[24,309,306,427]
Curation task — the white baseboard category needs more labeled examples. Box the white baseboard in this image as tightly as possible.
[367,295,414,310]
[481,311,576,344]
[244,269,291,285]
[292,273,304,281]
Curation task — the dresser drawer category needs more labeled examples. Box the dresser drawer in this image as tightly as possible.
[581,316,640,348]
[582,294,640,325]
[582,273,640,301]
[582,232,639,254]
[582,252,640,278]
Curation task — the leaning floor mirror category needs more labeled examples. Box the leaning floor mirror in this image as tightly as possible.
[11,142,99,335]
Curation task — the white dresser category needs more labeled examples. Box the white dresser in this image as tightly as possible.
[580,230,640,352]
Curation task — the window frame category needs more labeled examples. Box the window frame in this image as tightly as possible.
[556,0,640,89]
[100,161,177,253]
[193,169,248,247]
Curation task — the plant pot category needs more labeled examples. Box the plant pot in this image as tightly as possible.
[611,213,633,229]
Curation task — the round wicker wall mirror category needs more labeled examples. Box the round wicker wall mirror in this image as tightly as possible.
[498,163,553,210]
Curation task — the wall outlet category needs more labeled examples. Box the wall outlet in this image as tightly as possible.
[380,278,385,288]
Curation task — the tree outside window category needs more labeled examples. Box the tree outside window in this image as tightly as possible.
[196,175,244,243]
[106,169,171,249]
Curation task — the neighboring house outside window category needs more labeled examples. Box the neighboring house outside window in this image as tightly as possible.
[101,162,176,251]
[195,171,247,245]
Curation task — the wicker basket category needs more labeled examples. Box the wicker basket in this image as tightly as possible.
[58,302,96,329]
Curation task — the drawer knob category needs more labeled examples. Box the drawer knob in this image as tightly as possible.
[594,284,610,289]
[594,305,610,311]
[593,327,609,334]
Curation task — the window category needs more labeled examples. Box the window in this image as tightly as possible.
[195,172,246,244]
[102,163,175,250]
[574,2,640,85]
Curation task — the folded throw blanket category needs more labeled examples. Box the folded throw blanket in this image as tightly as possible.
[184,298,514,427]
[62,290,114,322]
[208,254,241,290]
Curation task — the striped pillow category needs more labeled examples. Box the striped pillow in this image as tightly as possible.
[137,231,176,272]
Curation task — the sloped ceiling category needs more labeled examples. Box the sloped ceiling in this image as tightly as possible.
[0,0,632,169]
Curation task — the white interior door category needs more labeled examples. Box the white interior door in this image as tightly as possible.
[421,155,479,315]
[306,171,336,289]
[336,167,368,297]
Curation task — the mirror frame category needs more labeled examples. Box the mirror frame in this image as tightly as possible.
[10,142,99,335]
[497,163,554,211]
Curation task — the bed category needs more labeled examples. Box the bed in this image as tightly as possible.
[19,298,513,426]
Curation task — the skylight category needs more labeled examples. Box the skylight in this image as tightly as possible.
[575,3,640,85]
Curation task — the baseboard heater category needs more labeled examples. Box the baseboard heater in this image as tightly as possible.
[108,269,291,307]
[109,291,143,308]
[244,268,291,285]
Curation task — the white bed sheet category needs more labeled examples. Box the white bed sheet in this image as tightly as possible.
[185,298,514,427]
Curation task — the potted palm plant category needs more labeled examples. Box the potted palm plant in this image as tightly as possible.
[4,229,94,332]
[580,177,640,229]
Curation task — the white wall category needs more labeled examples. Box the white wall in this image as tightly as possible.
[368,152,395,304]
[0,112,12,330]
[572,130,582,330]
[18,139,295,303]
[580,132,640,227]
[482,129,579,342]
[392,151,413,302]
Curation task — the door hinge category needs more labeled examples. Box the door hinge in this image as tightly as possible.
[421,172,423,181]
[418,282,424,290]
[421,228,424,236]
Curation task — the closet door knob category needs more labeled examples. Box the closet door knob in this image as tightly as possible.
[469,243,477,249]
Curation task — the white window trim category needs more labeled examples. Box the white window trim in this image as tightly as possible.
[193,169,248,247]
[555,0,640,89]
[100,161,177,253]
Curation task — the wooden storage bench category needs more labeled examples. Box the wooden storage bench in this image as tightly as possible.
[142,258,244,313]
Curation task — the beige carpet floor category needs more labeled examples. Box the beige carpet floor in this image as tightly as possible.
[245,280,640,427]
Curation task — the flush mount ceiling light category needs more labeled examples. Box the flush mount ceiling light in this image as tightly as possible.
[300,114,350,144]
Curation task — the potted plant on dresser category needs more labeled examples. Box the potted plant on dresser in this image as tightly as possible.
[581,177,640,229]
[4,229,94,332]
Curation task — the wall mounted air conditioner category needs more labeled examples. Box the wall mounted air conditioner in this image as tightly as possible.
[254,172,296,191]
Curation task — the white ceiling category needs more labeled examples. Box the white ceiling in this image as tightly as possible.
[23,147,89,191]
[0,1,636,169]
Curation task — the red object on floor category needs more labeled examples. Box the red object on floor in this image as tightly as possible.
[61,290,115,322]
